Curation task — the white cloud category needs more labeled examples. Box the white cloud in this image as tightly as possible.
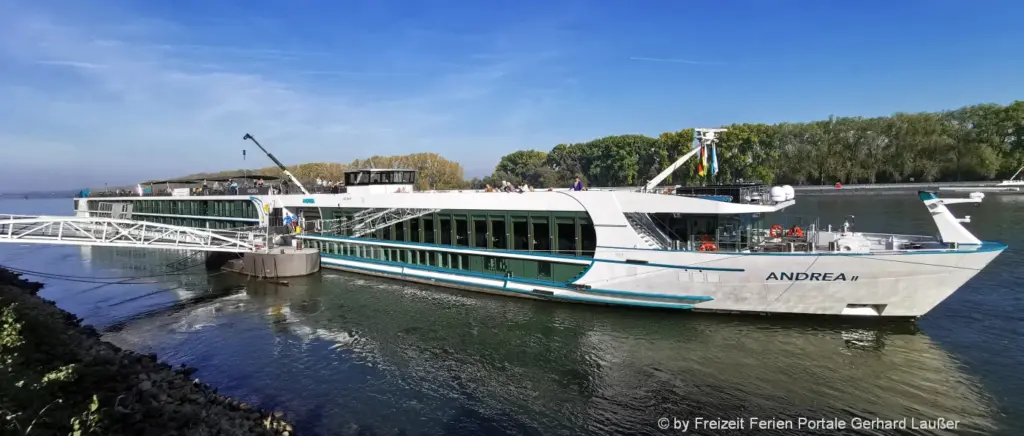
[0,2,572,189]
[628,56,728,66]
[35,60,107,69]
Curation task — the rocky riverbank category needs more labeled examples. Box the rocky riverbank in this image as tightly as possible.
[0,268,296,435]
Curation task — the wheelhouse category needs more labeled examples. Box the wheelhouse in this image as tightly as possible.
[343,168,418,195]
[344,169,417,186]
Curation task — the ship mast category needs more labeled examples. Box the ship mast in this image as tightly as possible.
[643,128,726,192]
[1008,163,1024,182]
[242,133,311,195]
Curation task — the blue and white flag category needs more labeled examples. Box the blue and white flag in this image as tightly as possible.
[710,144,719,176]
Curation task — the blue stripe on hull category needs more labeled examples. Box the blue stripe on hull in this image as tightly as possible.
[319,255,708,310]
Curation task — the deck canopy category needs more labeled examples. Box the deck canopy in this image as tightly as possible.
[201,175,281,182]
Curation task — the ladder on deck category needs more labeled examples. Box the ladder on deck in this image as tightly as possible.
[625,213,672,249]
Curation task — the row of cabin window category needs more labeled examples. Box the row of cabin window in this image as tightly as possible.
[307,240,588,282]
[343,214,598,257]
[121,200,258,218]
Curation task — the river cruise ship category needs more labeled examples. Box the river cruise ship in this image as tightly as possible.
[72,133,1006,319]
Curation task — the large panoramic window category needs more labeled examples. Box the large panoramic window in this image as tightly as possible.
[410,219,421,243]
[556,219,577,256]
[512,218,529,251]
[579,220,597,256]
[532,218,551,252]
[454,216,469,246]
[395,222,406,242]
[491,217,507,250]
[439,215,452,245]
[473,219,488,248]
[422,216,435,244]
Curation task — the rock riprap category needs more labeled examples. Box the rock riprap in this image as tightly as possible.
[0,268,296,435]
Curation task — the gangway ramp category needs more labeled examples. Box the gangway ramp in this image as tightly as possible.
[0,215,262,253]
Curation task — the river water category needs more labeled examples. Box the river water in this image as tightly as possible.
[0,196,1020,435]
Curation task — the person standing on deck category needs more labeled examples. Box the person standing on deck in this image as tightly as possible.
[571,177,584,191]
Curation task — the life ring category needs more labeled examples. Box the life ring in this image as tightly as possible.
[698,242,718,252]
[787,226,804,237]
[769,224,784,238]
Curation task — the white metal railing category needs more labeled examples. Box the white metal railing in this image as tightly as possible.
[792,181,993,191]
[0,214,38,220]
[305,208,440,237]
[0,216,262,253]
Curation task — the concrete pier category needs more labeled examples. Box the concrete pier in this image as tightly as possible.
[223,247,321,278]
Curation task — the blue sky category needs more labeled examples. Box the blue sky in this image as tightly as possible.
[1,0,1022,191]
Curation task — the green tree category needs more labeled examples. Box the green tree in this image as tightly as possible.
[148,100,1024,190]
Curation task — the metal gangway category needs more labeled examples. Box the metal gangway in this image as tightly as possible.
[305,207,439,237]
[0,215,263,253]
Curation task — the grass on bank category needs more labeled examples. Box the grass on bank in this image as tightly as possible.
[1,301,103,435]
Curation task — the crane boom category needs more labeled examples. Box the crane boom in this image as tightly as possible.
[242,133,310,196]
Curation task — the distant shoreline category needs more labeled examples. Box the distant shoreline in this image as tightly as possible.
[0,192,78,199]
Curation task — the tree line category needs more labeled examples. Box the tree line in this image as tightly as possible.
[162,100,1023,190]
[479,101,1024,188]
[161,152,468,191]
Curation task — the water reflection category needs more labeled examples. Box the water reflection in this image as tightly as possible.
[85,248,997,435]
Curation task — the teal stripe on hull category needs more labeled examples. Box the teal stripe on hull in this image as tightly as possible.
[319,254,710,309]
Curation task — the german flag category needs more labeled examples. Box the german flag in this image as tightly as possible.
[697,144,706,177]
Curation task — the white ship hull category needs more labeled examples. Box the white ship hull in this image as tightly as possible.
[307,236,1003,318]
[74,181,1006,319]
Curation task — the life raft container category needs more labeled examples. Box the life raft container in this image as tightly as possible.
[698,242,718,252]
